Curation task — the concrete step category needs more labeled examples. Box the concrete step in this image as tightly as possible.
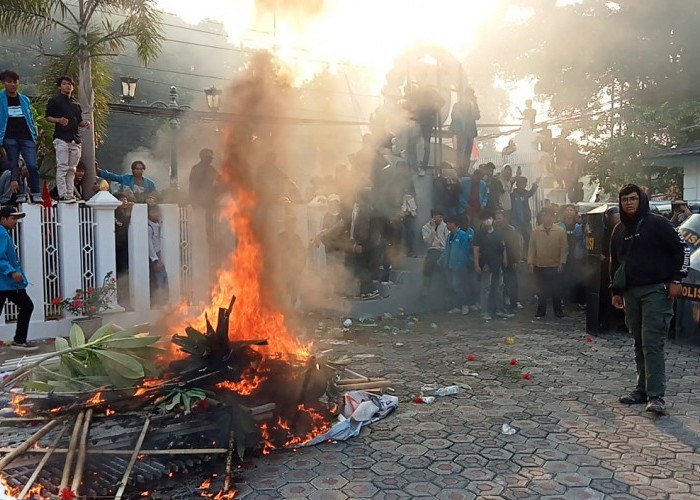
[311,255,455,319]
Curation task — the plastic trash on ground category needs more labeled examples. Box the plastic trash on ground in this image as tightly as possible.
[414,396,435,404]
[434,385,459,396]
[502,423,517,435]
[305,391,398,446]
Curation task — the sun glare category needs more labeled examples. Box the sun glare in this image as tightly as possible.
[157,0,501,82]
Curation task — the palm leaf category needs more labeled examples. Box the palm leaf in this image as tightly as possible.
[101,335,160,349]
[89,323,115,342]
[92,350,145,379]
[69,323,86,348]
[55,337,69,352]
[23,381,56,392]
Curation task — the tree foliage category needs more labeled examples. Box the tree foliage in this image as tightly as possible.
[471,0,700,194]
[0,0,163,188]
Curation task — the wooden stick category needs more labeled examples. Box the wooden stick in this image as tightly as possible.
[0,447,230,455]
[343,368,369,380]
[335,380,392,391]
[0,417,63,470]
[71,408,93,494]
[17,422,69,499]
[337,377,387,385]
[242,403,275,416]
[114,415,151,500]
[223,426,235,492]
[60,410,85,489]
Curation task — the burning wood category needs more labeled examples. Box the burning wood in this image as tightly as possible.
[0,295,392,499]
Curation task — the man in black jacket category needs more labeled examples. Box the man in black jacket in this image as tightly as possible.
[610,184,689,414]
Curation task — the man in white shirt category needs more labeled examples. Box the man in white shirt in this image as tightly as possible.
[421,209,448,296]
[498,164,514,222]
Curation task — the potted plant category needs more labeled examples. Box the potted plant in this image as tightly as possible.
[51,272,117,336]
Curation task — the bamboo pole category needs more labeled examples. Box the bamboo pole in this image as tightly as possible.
[70,408,93,493]
[0,447,230,455]
[17,422,69,499]
[60,411,85,489]
[337,377,388,386]
[335,380,392,391]
[0,417,63,470]
[114,415,151,500]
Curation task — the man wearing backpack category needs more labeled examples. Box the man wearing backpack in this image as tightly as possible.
[610,184,689,414]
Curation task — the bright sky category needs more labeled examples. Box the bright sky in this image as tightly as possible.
[155,0,550,140]
[156,0,500,75]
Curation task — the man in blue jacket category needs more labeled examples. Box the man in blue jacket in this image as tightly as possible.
[98,160,157,202]
[0,206,36,351]
[0,70,40,204]
[439,215,474,315]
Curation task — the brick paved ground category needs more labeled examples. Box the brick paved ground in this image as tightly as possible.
[1,307,699,499]
[234,309,700,499]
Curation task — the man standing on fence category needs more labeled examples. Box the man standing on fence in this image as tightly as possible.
[0,70,40,204]
[0,206,36,351]
[45,75,91,203]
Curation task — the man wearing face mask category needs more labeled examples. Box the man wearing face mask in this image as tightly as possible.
[528,206,567,318]
[473,211,512,320]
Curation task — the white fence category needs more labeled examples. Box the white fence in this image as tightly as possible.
[0,196,212,342]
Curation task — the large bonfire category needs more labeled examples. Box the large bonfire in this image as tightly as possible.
[0,55,343,499]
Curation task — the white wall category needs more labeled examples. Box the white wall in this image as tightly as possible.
[0,203,208,343]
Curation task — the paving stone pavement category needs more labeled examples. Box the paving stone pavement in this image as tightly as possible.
[234,308,700,499]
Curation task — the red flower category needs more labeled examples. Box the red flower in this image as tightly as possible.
[70,300,84,309]
[510,358,518,365]
[522,373,531,380]
[586,336,593,343]
[88,286,94,294]
[51,297,62,306]
[466,354,475,361]
[45,338,54,344]
[59,488,76,500]
[74,290,83,298]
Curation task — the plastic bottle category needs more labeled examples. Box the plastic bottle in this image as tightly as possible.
[434,385,459,396]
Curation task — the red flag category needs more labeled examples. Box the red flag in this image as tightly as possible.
[471,138,480,162]
[41,181,53,208]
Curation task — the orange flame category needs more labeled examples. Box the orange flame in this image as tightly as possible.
[86,391,103,405]
[0,473,42,499]
[215,367,263,396]
[259,423,273,455]
[10,391,27,416]
[168,192,308,359]
[134,378,166,397]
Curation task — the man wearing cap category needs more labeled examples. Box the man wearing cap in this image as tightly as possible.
[0,206,36,351]
[671,200,692,227]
